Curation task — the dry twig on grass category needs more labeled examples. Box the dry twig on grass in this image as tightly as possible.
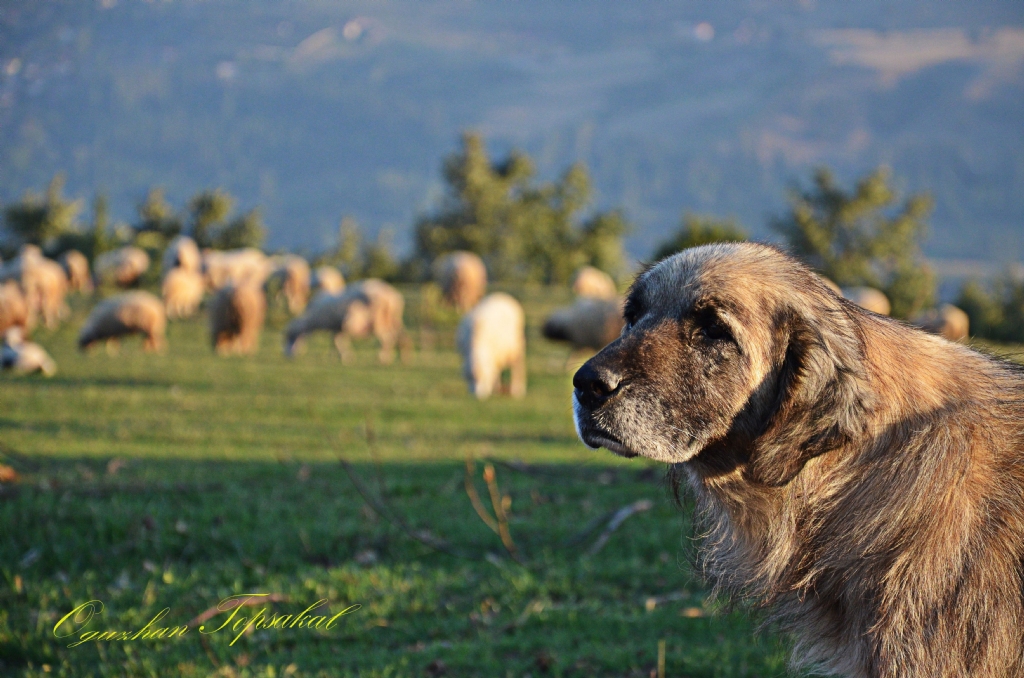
[465,458,524,564]
[585,499,654,556]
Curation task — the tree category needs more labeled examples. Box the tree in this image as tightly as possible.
[136,188,182,238]
[211,209,265,250]
[653,213,747,261]
[413,132,630,284]
[772,167,935,318]
[956,275,1024,343]
[2,173,83,250]
[188,189,233,248]
[362,227,399,280]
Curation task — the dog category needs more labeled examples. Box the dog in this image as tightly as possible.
[572,242,1024,677]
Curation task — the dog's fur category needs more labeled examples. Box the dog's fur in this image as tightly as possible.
[572,243,1024,677]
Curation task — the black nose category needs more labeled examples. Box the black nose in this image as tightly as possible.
[573,360,622,409]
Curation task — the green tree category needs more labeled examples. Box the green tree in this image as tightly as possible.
[653,213,747,261]
[188,189,233,248]
[956,275,1024,342]
[362,227,399,281]
[772,167,935,318]
[413,132,630,284]
[3,174,83,250]
[323,216,365,280]
[212,209,266,250]
[136,188,182,238]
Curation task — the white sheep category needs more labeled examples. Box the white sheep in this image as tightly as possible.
[60,250,93,294]
[912,304,970,342]
[268,254,311,315]
[162,267,205,319]
[284,279,406,364]
[542,297,625,353]
[0,282,29,335]
[0,247,69,328]
[202,248,271,291]
[161,235,201,276]
[312,266,345,296]
[209,283,266,355]
[457,292,526,400]
[571,266,618,300]
[94,246,150,287]
[433,251,487,312]
[79,291,166,352]
[1,327,56,377]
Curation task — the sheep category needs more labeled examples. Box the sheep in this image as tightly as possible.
[202,248,270,291]
[60,250,93,294]
[209,283,266,355]
[542,297,625,368]
[571,266,618,300]
[0,248,69,328]
[94,246,150,287]
[911,303,970,342]
[433,251,487,312]
[0,282,29,335]
[268,254,311,315]
[284,279,407,364]
[312,266,345,296]
[78,291,166,352]
[456,292,526,400]
[2,327,56,377]
[841,286,891,316]
[161,235,201,276]
[162,267,205,319]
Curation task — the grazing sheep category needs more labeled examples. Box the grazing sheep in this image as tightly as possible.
[457,292,526,400]
[161,235,201,276]
[312,266,345,295]
[2,328,56,377]
[202,248,270,291]
[912,303,970,342]
[162,267,205,319]
[0,246,69,328]
[78,291,166,352]
[542,298,625,355]
[284,279,407,364]
[0,282,29,335]
[269,255,311,315]
[840,286,891,316]
[209,283,266,355]
[433,251,487,312]
[31,257,70,328]
[94,246,150,287]
[571,266,618,300]
[60,250,93,294]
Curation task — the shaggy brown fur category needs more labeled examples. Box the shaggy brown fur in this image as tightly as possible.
[78,291,166,352]
[209,283,266,355]
[572,243,1024,677]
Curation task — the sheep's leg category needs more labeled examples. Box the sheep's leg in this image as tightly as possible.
[397,331,414,365]
[334,333,353,364]
[377,332,396,365]
[510,351,527,398]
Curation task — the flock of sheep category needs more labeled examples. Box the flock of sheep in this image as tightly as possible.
[0,239,971,398]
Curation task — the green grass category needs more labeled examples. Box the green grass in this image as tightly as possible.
[1,287,801,677]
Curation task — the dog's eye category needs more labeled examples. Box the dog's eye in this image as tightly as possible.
[700,322,732,342]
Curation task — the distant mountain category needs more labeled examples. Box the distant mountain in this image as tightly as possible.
[1,1,1022,265]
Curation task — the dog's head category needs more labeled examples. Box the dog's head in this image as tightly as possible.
[573,243,871,486]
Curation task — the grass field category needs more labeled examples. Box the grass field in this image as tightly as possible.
[18,284,1010,676]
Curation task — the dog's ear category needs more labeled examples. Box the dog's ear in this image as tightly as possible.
[746,302,870,486]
